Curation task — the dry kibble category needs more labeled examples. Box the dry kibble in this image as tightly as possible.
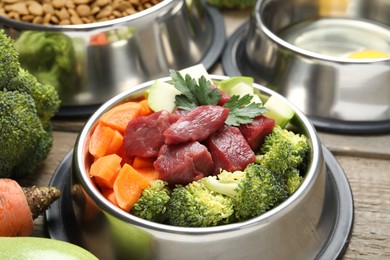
[21,14,34,21]
[96,5,112,19]
[28,1,44,16]
[70,15,82,24]
[76,4,91,17]
[6,2,29,15]
[95,0,110,7]
[65,0,76,9]
[55,7,70,20]
[0,0,163,25]
[42,3,54,14]
[52,0,66,9]
[2,0,19,4]
[59,18,70,25]
[50,15,60,24]
[73,0,91,4]
[91,6,100,14]
[32,15,43,24]
[42,13,51,23]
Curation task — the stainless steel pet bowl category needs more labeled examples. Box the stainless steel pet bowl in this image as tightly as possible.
[47,75,354,260]
[0,0,225,116]
[222,0,390,134]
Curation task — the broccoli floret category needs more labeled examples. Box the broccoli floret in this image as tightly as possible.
[0,90,53,178]
[8,68,61,129]
[131,180,171,223]
[256,125,309,194]
[0,30,19,89]
[0,29,60,179]
[203,164,288,222]
[14,31,77,95]
[207,0,256,9]
[166,181,234,227]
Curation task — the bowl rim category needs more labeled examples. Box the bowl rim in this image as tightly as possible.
[254,0,390,64]
[74,74,324,234]
[0,0,178,31]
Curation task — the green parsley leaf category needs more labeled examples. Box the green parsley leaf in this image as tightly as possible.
[223,95,268,126]
[170,69,221,111]
[169,69,267,126]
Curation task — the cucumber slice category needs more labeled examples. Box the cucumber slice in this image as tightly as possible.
[147,80,181,113]
[179,64,213,84]
[217,77,262,104]
[263,95,295,128]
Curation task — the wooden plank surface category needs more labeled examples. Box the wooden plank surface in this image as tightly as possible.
[17,7,390,260]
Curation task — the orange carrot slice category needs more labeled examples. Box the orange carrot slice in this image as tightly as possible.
[139,99,153,116]
[89,124,115,158]
[113,163,150,211]
[99,102,142,133]
[136,167,160,183]
[106,130,124,155]
[101,188,118,207]
[90,154,122,189]
[132,156,155,169]
[0,179,33,236]
[90,33,109,45]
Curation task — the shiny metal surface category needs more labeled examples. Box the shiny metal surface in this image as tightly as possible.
[71,75,329,260]
[243,0,390,122]
[0,0,223,107]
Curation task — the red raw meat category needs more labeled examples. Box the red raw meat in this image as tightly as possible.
[164,105,229,144]
[154,141,214,186]
[239,115,275,151]
[123,110,179,158]
[207,125,256,175]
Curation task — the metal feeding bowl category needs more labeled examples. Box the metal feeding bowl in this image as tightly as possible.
[0,0,225,117]
[42,75,354,260]
[222,0,390,134]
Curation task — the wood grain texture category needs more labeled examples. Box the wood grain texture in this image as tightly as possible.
[335,155,390,259]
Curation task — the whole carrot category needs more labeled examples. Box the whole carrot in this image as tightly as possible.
[0,178,61,236]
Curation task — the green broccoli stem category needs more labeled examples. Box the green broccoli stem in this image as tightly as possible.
[202,177,238,198]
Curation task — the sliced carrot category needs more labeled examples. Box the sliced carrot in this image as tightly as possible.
[0,179,33,236]
[132,156,155,169]
[139,99,153,116]
[106,130,123,155]
[136,167,160,183]
[101,188,118,207]
[90,32,109,45]
[113,163,150,212]
[90,154,122,189]
[99,102,142,133]
[89,124,115,158]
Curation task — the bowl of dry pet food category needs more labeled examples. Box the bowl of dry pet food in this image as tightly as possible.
[0,0,225,116]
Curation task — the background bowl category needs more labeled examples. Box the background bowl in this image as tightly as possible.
[222,0,390,133]
[0,0,225,116]
[70,75,331,260]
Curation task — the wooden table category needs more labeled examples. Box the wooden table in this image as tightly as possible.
[22,9,389,260]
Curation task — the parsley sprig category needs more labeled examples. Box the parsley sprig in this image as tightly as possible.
[170,69,221,110]
[170,69,268,126]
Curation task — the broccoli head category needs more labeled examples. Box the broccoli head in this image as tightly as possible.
[8,68,61,129]
[0,30,19,89]
[166,181,234,227]
[14,31,77,95]
[207,0,256,9]
[0,90,53,178]
[131,180,171,223]
[203,164,288,222]
[0,29,60,179]
[256,125,309,194]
